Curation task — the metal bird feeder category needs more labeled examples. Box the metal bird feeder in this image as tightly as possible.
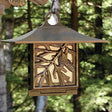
[2,12,107,96]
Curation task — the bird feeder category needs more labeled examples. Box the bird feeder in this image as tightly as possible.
[2,12,107,96]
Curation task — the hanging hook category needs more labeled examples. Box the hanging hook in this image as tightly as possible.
[51,0,55,13]
[44,11,61,26]
[51,0,60,14]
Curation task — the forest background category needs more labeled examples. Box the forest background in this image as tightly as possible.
[0,0,112,112]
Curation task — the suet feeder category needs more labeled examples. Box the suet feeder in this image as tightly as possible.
[2,12,107,96]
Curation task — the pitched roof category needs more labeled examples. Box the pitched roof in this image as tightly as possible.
[2,23,107,44]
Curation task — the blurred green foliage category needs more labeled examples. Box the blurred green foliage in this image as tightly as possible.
[80,74,112,112]
[47,95,73,112]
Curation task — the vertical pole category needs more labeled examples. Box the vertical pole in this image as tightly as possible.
[94,1,104,79]
[70,0,81,112]
[35,1,61,112]
[71,0,78,31]
[0,14,7,112]
[49,0,61,25]
[35,96,48,112]
[95,1,103,54]
[4,7,14,112]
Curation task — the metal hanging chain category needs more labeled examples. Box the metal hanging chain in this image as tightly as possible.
[51,0,56,13]
[51,0,60,14]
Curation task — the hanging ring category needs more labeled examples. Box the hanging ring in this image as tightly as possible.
[43,11,61,26]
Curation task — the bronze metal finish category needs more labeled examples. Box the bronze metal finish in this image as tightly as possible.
[0,0,11,9]
[2,11,108,96]
[30,0,48,5]
[8,0,25,6]
[2,12,107,44]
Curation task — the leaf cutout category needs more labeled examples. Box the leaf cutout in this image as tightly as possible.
[35,64,47,68]
[37,52,51,57]
[68,48,76,55]
[35,48,48,52]
[61,72,70,82]
[61,67,67,73]
[65,47,69,55]
[55,65,64,86]
[35,72,44,79]
[50,44,63,47]
[64,60,75,72]
[62,52,67,61]
[45,44,51,50]
[36,61,49,65]
[58,51,64,66]
[53,68,57,79]
[46,70,54,86]
[57,64,67,73]
[35,57,50,63]
[35,48,52,53]
[57,52,67,73]
[34,43,75,87]
[62,53,75,72]
[39,75,45,87]
[35,48,58,53]
[51,54,57,58]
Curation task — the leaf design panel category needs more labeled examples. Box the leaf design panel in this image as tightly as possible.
[34,43,77,88]
[8,0,25,6]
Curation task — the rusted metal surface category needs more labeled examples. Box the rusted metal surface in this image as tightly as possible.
[29,43,78,96]
[2,12,107,44]
[2,24,107,43]
[0,0,10,9]
[8,0,25,6]
[27,43,79,96]
[30,0,48,5]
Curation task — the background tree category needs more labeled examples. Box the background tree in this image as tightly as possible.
[0,12,7,112]
[70,0,81,112]
[4,7,14,112]
[78,0,112,112]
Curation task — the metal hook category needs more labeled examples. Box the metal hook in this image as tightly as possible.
[43,11,61,26]
[51,0,56,13]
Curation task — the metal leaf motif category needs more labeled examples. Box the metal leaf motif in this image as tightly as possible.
[8,0,25,6]
[0,0,11,9]
[30,0,48,5]
[61,53,75,72]
[7,0,48,7]
[34,44,76,87]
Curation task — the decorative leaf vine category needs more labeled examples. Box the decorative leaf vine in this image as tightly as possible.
[34,43,76,87]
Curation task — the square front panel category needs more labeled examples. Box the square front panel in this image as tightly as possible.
[29,43,79,96]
